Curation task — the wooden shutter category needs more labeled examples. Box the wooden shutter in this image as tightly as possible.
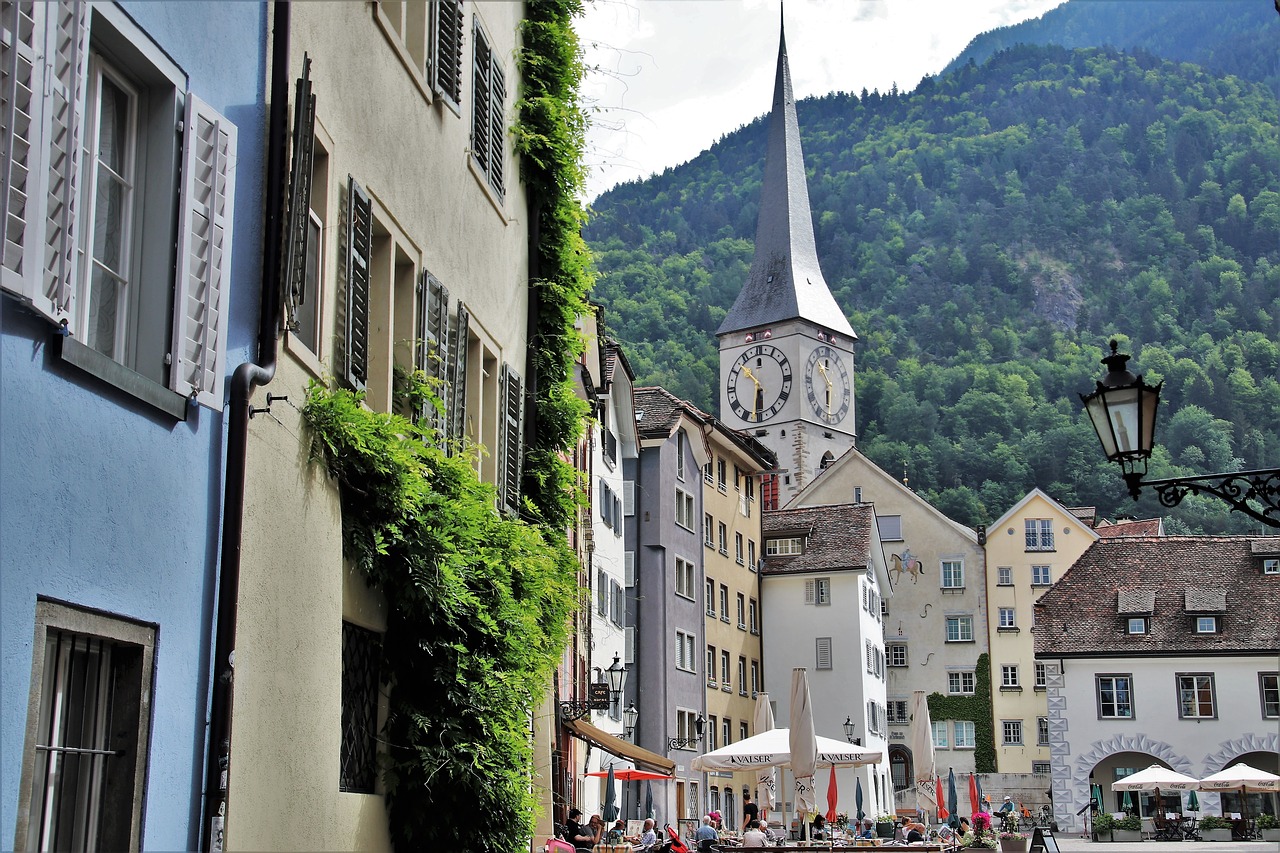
[469,23,490,178]
[498,362,524,515]
[415,271,448,427]
[487,60,504,197]
[283,56,316,328]
[345,177,372,390]
[429,0,463,109]
[1,1,88,327]
[172,93,237,408]
[447,302,469,445]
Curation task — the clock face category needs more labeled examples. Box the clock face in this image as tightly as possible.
[805,346,851,424]
[727,345,792,423]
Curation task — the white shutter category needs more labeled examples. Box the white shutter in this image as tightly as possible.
[622,480,634,516]
[2,1,87,326]
[624,626,635,665]
[804,579,815,604]
[815,637,832,670]
[624,550,635,587]
[172,92,236,408]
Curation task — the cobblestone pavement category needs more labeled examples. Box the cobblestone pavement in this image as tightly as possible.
[1049,836,1277,852]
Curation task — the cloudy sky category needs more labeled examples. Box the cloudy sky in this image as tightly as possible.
[575,0,1066,199]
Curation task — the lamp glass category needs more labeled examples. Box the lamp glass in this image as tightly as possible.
[623,702,638,732]
[605,654,626,697]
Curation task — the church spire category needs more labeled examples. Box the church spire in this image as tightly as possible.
[716,10,854,339]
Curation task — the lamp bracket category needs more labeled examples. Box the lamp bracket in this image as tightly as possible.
[666,735,702,750]
[1137,469,1280,528]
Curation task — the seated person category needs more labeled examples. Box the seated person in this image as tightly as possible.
[607,820,627,844]
[810,814,828,839]
[764,820,787,843]
[856,819,875,839]
[936,823,956,849]
[903,820,927,843]
[569,814,604,851]
[695,815,719,852]
[955,817,974,846]
[741,820,769,848]
[628,818,658,850]
[563,809,585,844]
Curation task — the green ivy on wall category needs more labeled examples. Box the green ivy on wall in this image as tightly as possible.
[927,653,996,774]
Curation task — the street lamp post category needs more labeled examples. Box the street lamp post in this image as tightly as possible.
[1081,340,1280,528]
[623,702,639,742]
[843,716,861,746]
[605,653,627,710]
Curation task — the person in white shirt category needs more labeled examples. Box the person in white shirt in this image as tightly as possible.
[629,818,658,850]
[741,820,769,848]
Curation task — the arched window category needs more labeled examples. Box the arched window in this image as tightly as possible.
[890,746,911,793]
[819,451,835,470]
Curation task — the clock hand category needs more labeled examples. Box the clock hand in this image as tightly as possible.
[741,365,765,419]
[817,361,833,413]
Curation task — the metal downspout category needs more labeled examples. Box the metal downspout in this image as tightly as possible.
[201,3,289,849]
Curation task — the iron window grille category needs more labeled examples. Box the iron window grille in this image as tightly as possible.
[340,621,381,793]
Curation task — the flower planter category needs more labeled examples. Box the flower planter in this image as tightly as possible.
[1200,827,1233,842]
[1259,829,1280,843]
[999,838,1029,853]
[1112,829,1143,842]
[875,822,894,839]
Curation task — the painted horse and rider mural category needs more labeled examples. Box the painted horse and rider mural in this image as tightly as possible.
[890,549,924,583]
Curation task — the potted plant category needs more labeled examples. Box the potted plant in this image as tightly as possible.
[1255,813,1278,842]
[1197,814,1233,842]
[873,813,895,839]
[1091,810,1116,842]
[1113,813,1143,842]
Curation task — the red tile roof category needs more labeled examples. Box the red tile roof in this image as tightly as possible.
[760,503,876,574]
[1034,536,1280,657]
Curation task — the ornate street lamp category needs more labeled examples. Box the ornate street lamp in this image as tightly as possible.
[623,702,639,741]
[667,714,705,751]
[560,653,624,720]
[605,653,627,706]
[843,716,860,745]
[1082,340,1280,527]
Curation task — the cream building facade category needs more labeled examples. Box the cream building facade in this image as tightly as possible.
[229,3,540,849]
[984,489,1098,774]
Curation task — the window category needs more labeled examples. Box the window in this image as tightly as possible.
[1032,565,1052,586]
[675,557,695,599]
[702,460,712,483]
[1034,662,1047,689]
[1032,761,1051,774]
[675,630,696,672]
[738,657,747,695]
[765,537,803,556]
[705,579,716,616]
[1001,665,1021,688]
[735,532,744,564]
[721,651,731,688]
[748,598,758,634]
[1037,716,1050,746]
[887,700,909,724]
[717,458,727,492]
[741,721,750,742]
[718,522,728,555]
[704,514,715,547]
[733,465,741,491]
[997,566,1012,586]
[1096,675,1134,718]
[284,84,325,357]
[1265,558,1280,575]
[597,569,608,616]
[706,646,716,686]
[675,488,695,530]
[805,578,832,606]
[1195,616,1218,633]
[676,709,699,749]
[719,584,729,622]
[610,580,624,627]
[940,560,964,589]
[948,671,975,695]
[747,539,756,569]
[676,431,686,480]
[341,621,382,793]
[954,720,976,748]
[722,717,731,747]
[16,600,156,851]
[932,721,948,748]
[1260,673,1279,718]
[750,660,760,695]
[375,1,463,109]
[1002,720,1023,745]
[1025,519,1054,551]
[945,615,974,642]
[1177,673,1216,718]
[470,16,505,197]
[1127,617,1148,635]
[878,515,903,540]
[2,4,236,414]
[998,607,1017,629]
[888,643,908,667]
[816,637,833,670]
[736,593,746,629]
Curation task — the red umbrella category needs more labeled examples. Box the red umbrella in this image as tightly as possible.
[586,768,673,781]
[936,776,949,821]
[826,764,839,823]
[969,772,980,816]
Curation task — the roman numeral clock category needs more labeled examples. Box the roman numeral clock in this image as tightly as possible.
[805,345,850,424]
[727,345,792,423]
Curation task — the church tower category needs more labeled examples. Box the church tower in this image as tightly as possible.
[717,14,857,507]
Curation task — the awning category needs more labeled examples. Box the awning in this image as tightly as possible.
[563,717,675,774]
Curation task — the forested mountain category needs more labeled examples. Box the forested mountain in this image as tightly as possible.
[583,36,1280,533]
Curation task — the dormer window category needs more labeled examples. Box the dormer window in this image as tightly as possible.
[1195,616,1218,634]
[1264,558,1279,575]
[1127,617,1148,635]
[765,536,804,556]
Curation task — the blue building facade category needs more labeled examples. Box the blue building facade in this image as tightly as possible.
[0,2,265,849]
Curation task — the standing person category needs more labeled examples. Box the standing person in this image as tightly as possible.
[695,815,719,852]
[741,820,769,848]
[743,791,759,830]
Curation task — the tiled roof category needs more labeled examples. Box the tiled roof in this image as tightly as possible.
[632,386,697,439]
[760,503,875,574]
[1250,537,1280,555]
[1067,506,1097,526]
[1096,517,1163,537]
[1034,536,1280,656]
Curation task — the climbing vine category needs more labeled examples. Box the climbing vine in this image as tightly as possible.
[928,653,996,774]
[299,1,596,848]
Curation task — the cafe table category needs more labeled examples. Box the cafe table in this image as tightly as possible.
[592,845,633,853]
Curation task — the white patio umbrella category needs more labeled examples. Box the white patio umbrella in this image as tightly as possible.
[909,690,936,817]
[1196,764,1280,793]
[690,727,883,772]
[790,667,819,834]
[1111,764,1200,792]
[752,691,778,815]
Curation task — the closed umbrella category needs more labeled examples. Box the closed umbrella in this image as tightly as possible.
[1186,790,1200,812]
[645,781,655,820]
[910,691,936,817]
[826,764,839,823]
[790,668,819,837]
[753,691,778,816]
[936,775,949,821]
[856,777,865,821]
[947,768,959,826]
[602,763,618,822]
[968,772,980,816]
[1121,789,1133,812]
